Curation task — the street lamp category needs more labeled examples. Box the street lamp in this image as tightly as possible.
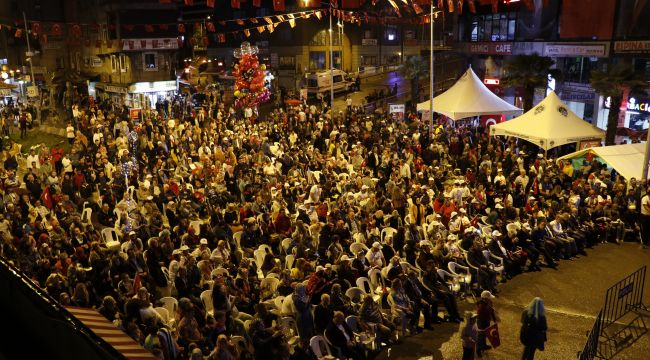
[429,2,435,134]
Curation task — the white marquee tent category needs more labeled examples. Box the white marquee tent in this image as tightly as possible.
[416,67,522,120]
[490,91,605,151]
[556,142,648,180]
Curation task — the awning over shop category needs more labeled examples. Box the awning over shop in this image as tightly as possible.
[556,142,648,180]
[128,80,177,94]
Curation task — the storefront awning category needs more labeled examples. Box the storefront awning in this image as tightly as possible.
[128,80,177,94]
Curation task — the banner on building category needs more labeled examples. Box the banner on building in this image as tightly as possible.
[389,104,405,121]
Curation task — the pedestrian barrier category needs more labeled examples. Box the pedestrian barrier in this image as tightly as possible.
[577,310,602,360]
[578,266,649,359]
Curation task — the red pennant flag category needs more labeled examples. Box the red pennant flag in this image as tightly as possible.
[152,39,159,48]
[231,0,240,8]
[412,3,423,14]
[159,24,169,30]
[468,0,476,13]
[70,24,82,37]
[206,22,215,32]
[50,23,63,36]
[257,26,266,33]
[446,0,454,12]
[289,19,296,28]
[206,0,215,6]
[315,11,322,20]
[217,33,226,43]
[253,0,261,6]
[144,24,154,32]
[332,0,338,8]
[438,0,444,9]
[184,0,194,5]
[141,40,147,48]
[267,24,275,33]
[273,0,285,11]
[243,29,251,37]
[128,40,135,49]
[236,19,245,25]
[491,0,498,13]
[31,22,41,36]
[264,17,273,24]
[178,23,186,33]
[458,0,464,14]
[250,18,259,24]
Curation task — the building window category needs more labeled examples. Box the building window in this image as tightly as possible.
[468,13,516,42]
[143,52,157,71]
[309,51,325,70]
[332,51,341,69]
[361,56,376,66]
[385,26,398,42]
[110,55,118,72]
[279,56,295,69]
[119,54,128,72]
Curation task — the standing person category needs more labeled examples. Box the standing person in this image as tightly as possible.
[66,122,75,144]
[520,297,548,360]
[476,290,497,357]
[19,112,27,139]
[461,311,478,360]
[346,95,353,112]
[640,184,650,249]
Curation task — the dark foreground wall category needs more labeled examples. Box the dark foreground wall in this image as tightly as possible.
[0,257,124,360]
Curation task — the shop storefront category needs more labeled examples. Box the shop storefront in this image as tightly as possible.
[599,96,650,132]
[94,82,129,106]
[127,80,177,109]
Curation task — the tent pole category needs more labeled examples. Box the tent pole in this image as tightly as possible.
[643,125,650,180]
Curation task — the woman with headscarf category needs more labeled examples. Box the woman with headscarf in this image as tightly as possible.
[460,311,478,360]
[292,283,315,341]
[520,297,548,360]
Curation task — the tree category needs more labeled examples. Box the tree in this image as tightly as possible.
[399,56,428,109]
[501,54,561,112]
[589,64,647,145]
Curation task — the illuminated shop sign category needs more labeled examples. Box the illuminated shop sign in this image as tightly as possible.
[604,96,650,115]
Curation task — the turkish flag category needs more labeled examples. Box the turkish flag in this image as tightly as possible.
[144,24,154,32]
[42,187,53,209]
[231,0,240,8]
[206,22,215,32]
[491,0,498,13]
[217,33,226,43]
[446,0,454,12]
[133,272,142,293]
[184,0,194,5]
[178,23,186,33]
[50,23,63,36]
[31,22,41,36]
[273,0,285,11]
[485,323,501,348]
[206,0,215,6]
[457,0,464,14]
[342,0,361,8]
[253,0,261,6]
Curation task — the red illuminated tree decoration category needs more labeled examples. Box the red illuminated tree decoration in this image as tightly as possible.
[232,42,271,109]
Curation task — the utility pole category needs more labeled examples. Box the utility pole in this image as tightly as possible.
[329,4,334,111]
[643,124,650,180]
[23,12,35,90]
[429,4,435,135]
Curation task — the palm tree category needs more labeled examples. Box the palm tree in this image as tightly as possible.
[590,64,648,145]
[399,56,428,109]
[501,54,561,112]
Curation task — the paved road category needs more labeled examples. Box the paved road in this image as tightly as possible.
[376,243,650,360]
[331,71,411,111]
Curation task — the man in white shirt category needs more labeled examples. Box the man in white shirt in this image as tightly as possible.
[641,185,650,248]
[365,242,385,269]
[26,149,40,170]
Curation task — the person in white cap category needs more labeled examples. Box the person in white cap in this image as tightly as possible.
[366,241,386,269]
[476,290,498,356]
[449,211,461,234]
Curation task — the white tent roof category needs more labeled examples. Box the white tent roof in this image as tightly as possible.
[416,67,522,120]
[557,143,648,180]
[490,91,605,151]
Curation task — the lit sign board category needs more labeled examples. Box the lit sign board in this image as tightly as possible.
[604,96,650,115]
[484,78,500,85]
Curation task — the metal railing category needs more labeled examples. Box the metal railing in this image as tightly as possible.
[601,266,647,328]
[578,310,603,360]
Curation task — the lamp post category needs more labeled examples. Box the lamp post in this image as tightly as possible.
[429,3,435,134]
[23,12,35,91]
[643,123,650,180]
[329,5,334,111]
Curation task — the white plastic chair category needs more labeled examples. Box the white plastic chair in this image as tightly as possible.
[279,316,301,347]
[154,307,170,325]
[350,242,368,256]
[380,227,397,243]
[345,287,365,303]
[281,295,296,316]
[253,249,267,270]
[310,335,336,360]
[201,289,213,314]
[281,238,293,255]
[285,254,295,270]
[260,277,280,294]
[81,207,92,225]
[159,296,179,321]
[274,296,285,310]
[233,231,243,249]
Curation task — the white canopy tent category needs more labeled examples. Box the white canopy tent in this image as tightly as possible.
[416,67,522,120]
[557,143,648,180]
[490,91,605,151]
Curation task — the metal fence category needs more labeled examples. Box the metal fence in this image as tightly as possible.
[601,266,647,329]
[578,310,603,360]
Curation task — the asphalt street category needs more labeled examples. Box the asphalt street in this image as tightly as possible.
[376,242,650,360]
[331,70,410,110]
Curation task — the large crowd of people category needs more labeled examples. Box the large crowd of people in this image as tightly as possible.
[0,90,649,360]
